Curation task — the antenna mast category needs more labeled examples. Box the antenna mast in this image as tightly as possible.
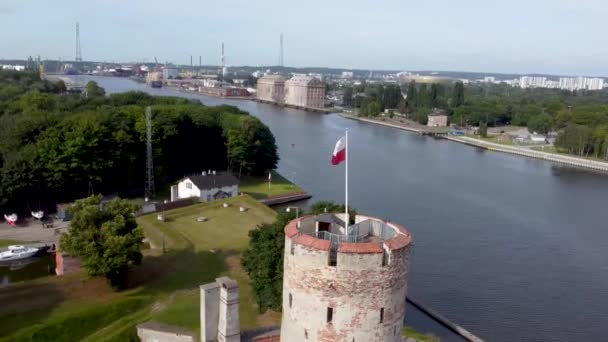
[75,22,82,62]
[145,106,155,201]
[279,33,284,67]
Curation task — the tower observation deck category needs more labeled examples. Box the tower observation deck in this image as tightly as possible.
[281,213,412,342]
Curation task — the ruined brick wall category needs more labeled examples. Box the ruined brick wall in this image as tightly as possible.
[280,217,412,342]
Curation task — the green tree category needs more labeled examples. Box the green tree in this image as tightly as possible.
[59,195,143,289]
[527,113,553,134]
[430,83,441,108]
[405,81,417,112]
[418,84,429,108]
[86,81,106,97]
[343,86,353,107]
[367,101,381,116]
[242,201,355,312]
[478,121,488,137]
[452,81,465,107]
[242,213,292,312]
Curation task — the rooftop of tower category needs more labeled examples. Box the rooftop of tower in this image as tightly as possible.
[284,213,411,253]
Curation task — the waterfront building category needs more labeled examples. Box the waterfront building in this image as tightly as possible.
[172,171,239,202]
[256,74,286,104]
[162,67,179,80]
[284,75,325,109]
[281,213,412,341]
[427,109,448,127]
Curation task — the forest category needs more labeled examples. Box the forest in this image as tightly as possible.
[345,80,608,159]
[0,70,278,212]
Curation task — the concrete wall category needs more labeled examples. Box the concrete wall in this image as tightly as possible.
[427,115,448,127]
[177,179,201,199]
[136,323,196,342]
[280,218,412,342]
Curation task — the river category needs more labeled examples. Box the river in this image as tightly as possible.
[75,76,608,341]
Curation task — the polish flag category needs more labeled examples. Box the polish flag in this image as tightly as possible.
[331,136,346,165]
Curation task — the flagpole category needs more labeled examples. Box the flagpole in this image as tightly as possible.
[345,128,349,231]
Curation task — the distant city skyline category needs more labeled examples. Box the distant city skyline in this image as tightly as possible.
[1,0,607,76]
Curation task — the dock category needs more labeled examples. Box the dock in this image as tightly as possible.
[259,192,312,206]
[407,296,484,342]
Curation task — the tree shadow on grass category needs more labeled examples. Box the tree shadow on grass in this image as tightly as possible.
[0,280,66,336]
[127,248,227,295]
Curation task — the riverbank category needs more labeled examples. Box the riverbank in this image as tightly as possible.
[342,113,608,173]
[446,135,608,173]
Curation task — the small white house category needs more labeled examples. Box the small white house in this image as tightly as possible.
[173,172,239,202]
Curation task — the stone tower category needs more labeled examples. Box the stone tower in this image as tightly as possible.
[280,213,412,342]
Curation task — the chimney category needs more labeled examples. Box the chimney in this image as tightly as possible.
[213,170,217,175]
[217,277,240,342]
[200,282,220,342]
[200,277,240,342]
[202,171,207,176]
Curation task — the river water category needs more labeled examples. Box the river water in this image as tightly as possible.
[76,76,608,341]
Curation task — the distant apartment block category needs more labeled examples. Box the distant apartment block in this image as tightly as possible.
[256,74,286,104]
[559,77,604,91]
[284,75,325,109]
[516,75,605,91]
[519,76,547,89]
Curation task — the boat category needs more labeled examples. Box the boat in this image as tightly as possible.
[0,245,38,261]
[3,213,17,226]
[31,210,44,220]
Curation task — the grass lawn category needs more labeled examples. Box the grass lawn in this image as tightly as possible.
[403,326,440,342]
[466,133,514,145]
[0,239,27,247]
[240,170,303,199]
[0,195,280,341]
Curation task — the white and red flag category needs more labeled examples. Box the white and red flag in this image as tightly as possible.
[331,136,347,165]
[331,131,349,226]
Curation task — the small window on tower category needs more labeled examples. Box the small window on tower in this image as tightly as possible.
[289,293,293,308]
[380,308,384,323]
[327,307,333,324]
[290,242,294,255]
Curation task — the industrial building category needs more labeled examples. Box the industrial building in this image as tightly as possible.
[256,74,286,104]
[284,75,325,109]
[162,67,179,80]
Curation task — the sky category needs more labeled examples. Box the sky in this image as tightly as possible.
[1,0,607,76]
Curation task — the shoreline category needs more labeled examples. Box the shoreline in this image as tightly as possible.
[342,114,608,173]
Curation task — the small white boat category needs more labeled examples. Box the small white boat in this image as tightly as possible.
[31,210,44,220]
[0,245,38,261]
[3,213,17,226]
